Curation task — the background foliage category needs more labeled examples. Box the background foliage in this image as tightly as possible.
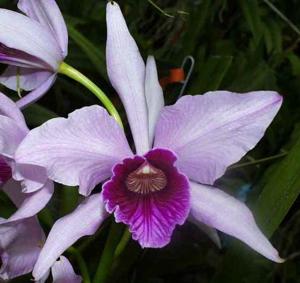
[1,0,300,282]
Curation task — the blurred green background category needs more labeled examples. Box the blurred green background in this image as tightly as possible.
[1,0,300,282]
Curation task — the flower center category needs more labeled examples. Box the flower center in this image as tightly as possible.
[126,161,167,194]
[0,157,12,185]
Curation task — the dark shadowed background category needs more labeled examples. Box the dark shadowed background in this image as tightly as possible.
[1,0,300,282]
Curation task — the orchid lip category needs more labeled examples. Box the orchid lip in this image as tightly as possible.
[102,148,190,248]
[126,161,167,194]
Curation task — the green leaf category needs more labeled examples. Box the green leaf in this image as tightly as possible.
[287,53,300,76]
[264,23,273,54]
[269,20,283,53]
[228,61,276,91]
[239,0,264,45]
[60,186,79,216]
[264,20,283,54]
[190,55,233,93]
[254,127,300,237]
[211,124,300,283]
[183,0,211,54]
[22,104,57,126]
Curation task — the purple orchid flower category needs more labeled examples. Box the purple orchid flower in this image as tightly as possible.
[0,0,68,108]
[0,216,45,280]
[0,180,81,282]
[0,216,81,282]
[0,182,81,282]
[0,93,80,281]
[0,214,81,282]
[0,92,53,213]
[0,93,54,279]
[16,2,284,280]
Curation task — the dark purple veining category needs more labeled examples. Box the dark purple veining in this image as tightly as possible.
[0,156,12,185]
[0,43,51,69]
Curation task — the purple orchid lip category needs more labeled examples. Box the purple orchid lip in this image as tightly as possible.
[126,160,168,194]
[102,148,190,248]
[0,156,12,185]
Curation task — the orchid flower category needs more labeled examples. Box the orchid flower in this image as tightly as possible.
[0,216,81,282]
[0,93,54,278]
[0,0,122,125]
[0,217,81,282]
[15,2,284,280]
[0,93,81,281]
[0,216,44,280]
[0,193,82,282]
[0,0,68,109]
[0,181,80,282]
[0,92,53,215]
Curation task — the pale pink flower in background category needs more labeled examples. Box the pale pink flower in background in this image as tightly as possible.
[0,0,68,108]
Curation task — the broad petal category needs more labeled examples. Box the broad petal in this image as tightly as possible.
[145,56,164,146]
[0,92,27,131]
[0,217,44,280]
[106,2,149,154]
[0,115,27,158]
[190,182,283,262]
[33,193,107,280]
[0,66,52,91]
[155,91,282,185]
[52,256,81,283]
[2,179,53,222]
[16,106,133,196]
[16,74,56,109]
[103,148,190,248]
[13,163,48,193]
[37,270,50,283]
[0,9,62,70]
[18,0,68,57]
[78,164,113,196]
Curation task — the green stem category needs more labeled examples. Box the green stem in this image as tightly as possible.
[147,0,174,18]
[16,67,22,98]
[93,222,124,283]
[229,152,288,169]
[263,0,300,37]
[58,62,123,128]
[114,229,131,259]
[68,247,91,283]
